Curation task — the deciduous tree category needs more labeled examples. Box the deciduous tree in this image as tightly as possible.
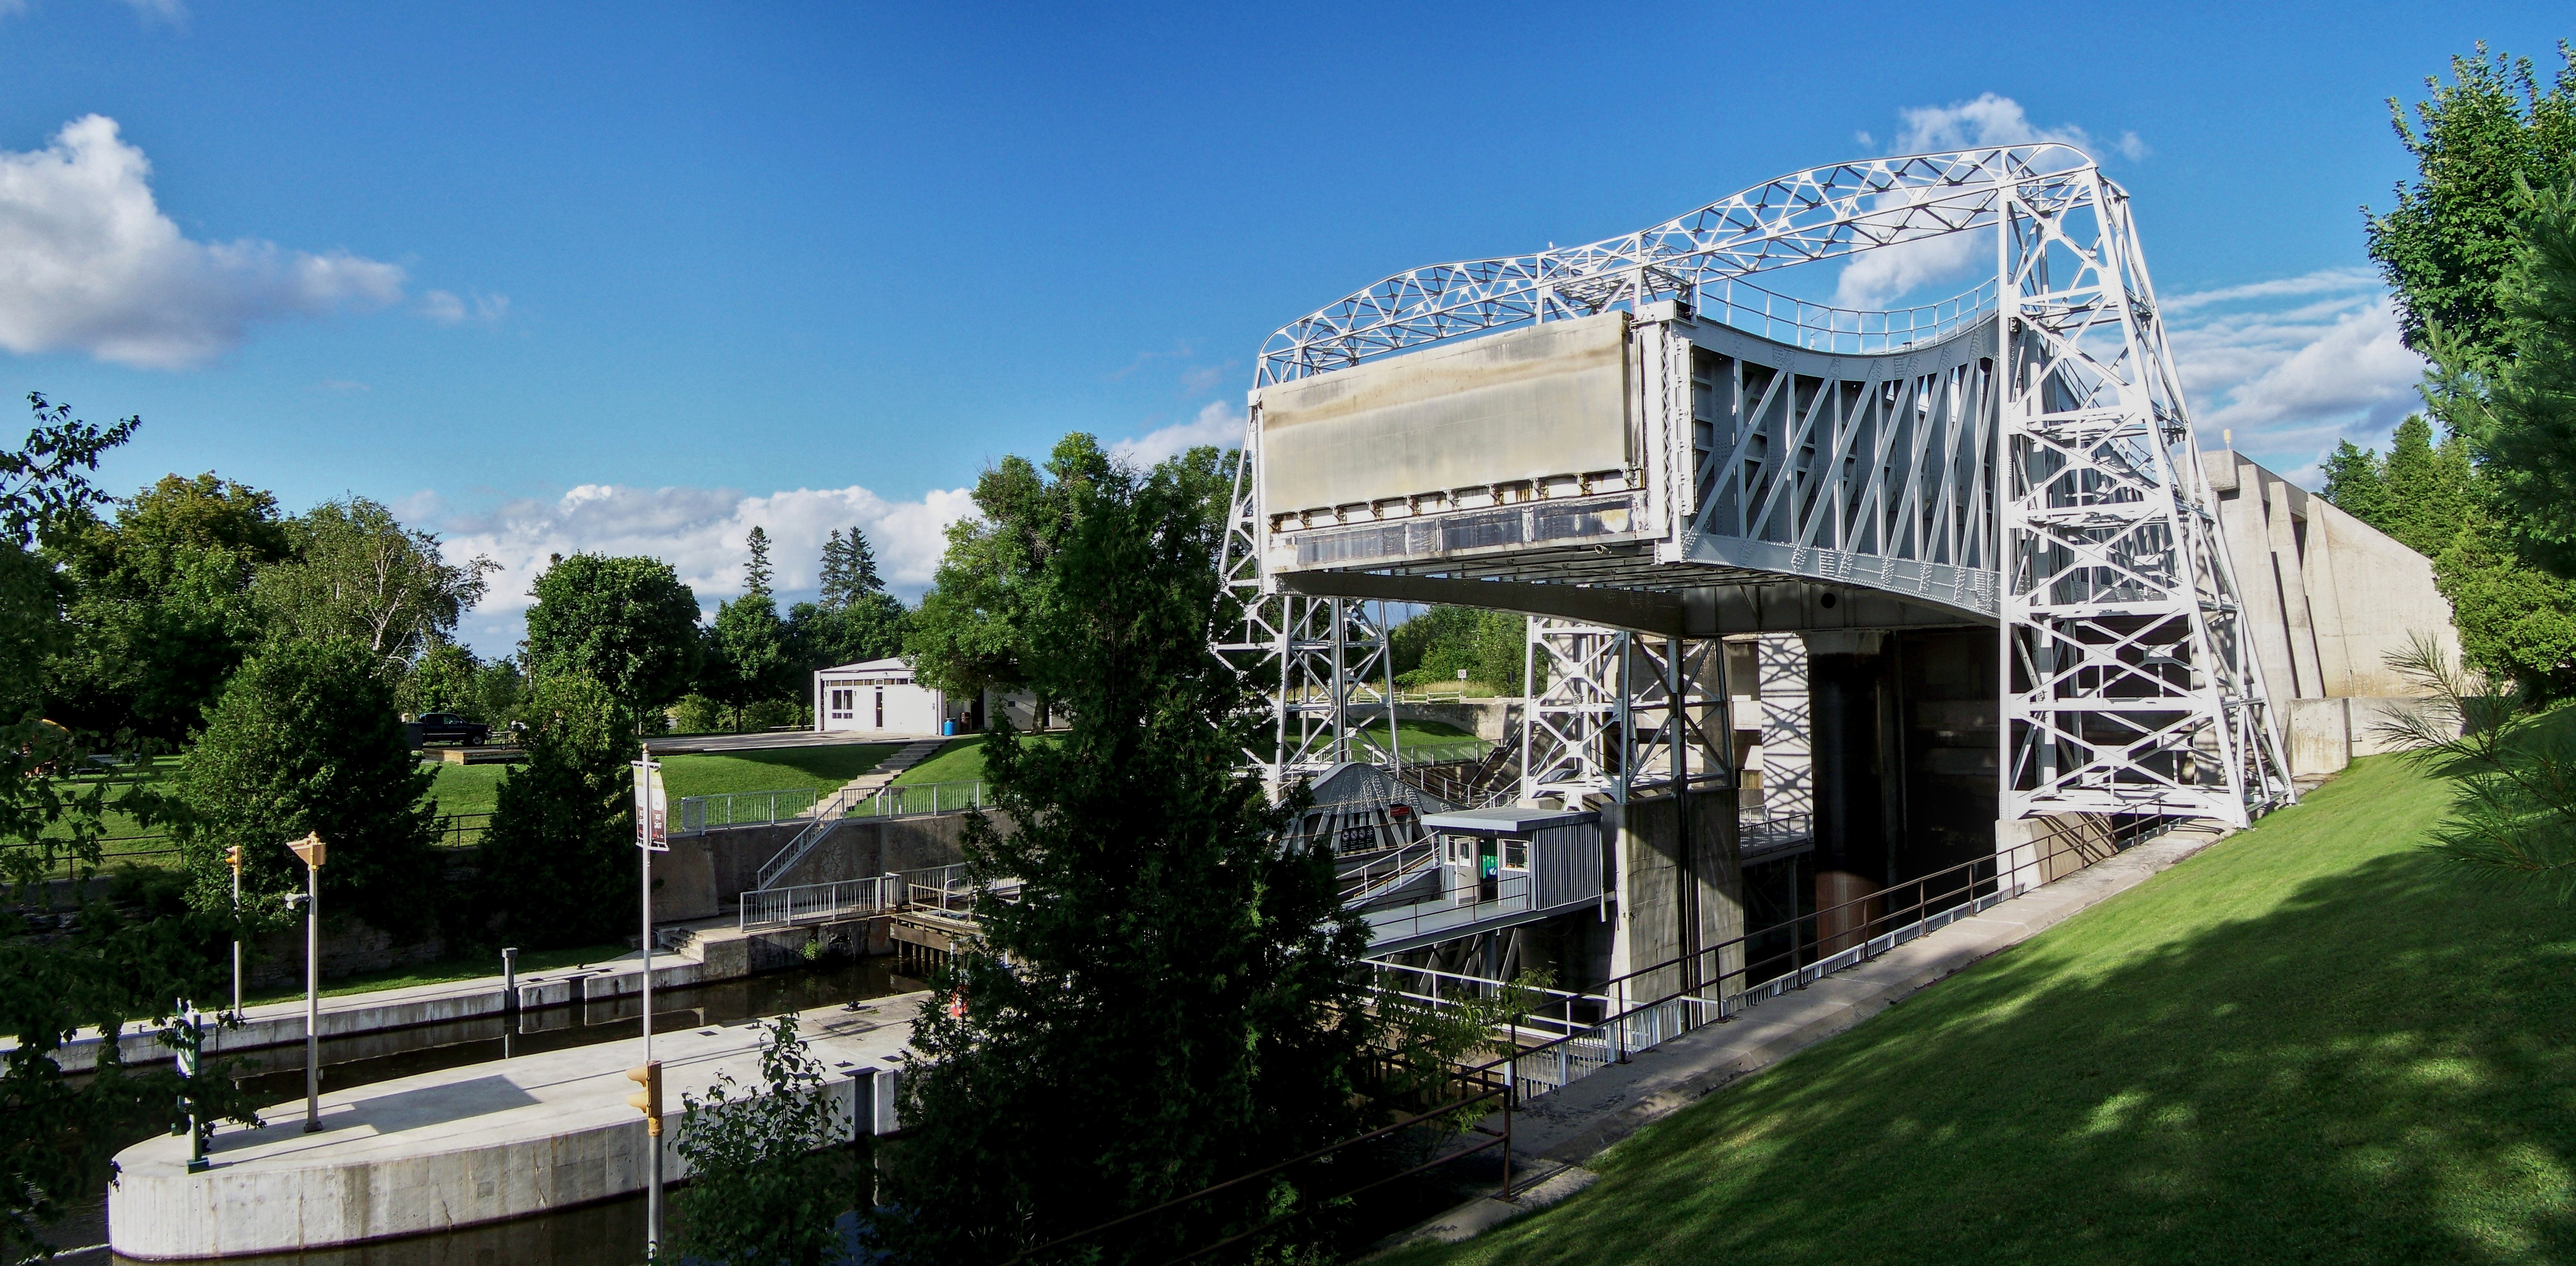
[524,553,703,720]
[256,497,495,672]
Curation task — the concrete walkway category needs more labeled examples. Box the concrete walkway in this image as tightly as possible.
[1389,823,2234,1248]
[12,947,706,1075]
[108,993,924,1259]
[648,730,937,755]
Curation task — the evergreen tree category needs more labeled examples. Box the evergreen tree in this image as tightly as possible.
[476,674,638,946]
[818,524,886,610]
[882,444,1368,1262]
[817,528,854,608]
[178,636,443,939]
[745,525,775,598]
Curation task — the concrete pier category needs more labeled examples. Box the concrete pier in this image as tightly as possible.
[107,993,924,1260]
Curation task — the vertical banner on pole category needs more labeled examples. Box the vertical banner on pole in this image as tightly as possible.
[633,758,669,854]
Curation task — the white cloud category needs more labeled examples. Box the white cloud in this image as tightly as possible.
[444,481,979,654]
[0,115,406,368]
[422,288,509,325]
[1832,94,2143,309]
[1110,399,1244,467]
[1833,232,1984,308]
[1894,92,2096,153]
[2163,268,2427,483]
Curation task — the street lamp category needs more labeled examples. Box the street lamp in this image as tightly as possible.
[285,831,325,1133]
[224,845,243,1019]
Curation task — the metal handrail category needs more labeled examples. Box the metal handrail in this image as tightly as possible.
[673,787,819,836]
[853,780,989,818]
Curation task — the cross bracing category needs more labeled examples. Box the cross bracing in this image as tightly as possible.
[1218,145,2293,828]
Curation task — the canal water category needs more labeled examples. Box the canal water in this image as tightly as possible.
[41,956,922,1265]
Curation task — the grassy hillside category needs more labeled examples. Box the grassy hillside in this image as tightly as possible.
[1385,744,2576,1265]
[426,742,902,817]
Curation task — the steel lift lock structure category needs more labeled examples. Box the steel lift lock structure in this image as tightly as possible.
[1216,145,2295,977]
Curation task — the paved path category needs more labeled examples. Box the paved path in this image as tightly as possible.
[1392,823,2234,1248]
[109,994,924,1259]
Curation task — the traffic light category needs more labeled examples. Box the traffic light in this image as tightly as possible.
[625,1062,663,1135]
[224,845,241,872]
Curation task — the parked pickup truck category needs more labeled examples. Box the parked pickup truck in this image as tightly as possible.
[411,712,491,747]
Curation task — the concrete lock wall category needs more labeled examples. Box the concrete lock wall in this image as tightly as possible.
[2206,451,2458,708]
[1605,788,1745,1003]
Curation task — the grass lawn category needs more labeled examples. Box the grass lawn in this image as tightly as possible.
[892,735,1058,786]
[423,742,902,815]
[1384,739,2576,1265]
[1350,720,1482,753]
[233,941,628,1009]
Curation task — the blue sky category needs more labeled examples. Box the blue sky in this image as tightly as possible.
[0,1,2567,652]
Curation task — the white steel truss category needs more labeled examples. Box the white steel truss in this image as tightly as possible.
[1994,166,2293,823]
[1522,622,1728,805]
[1216,418,1398,785]
[1223,144,2292,826]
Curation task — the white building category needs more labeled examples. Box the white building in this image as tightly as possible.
[812,659,954,736]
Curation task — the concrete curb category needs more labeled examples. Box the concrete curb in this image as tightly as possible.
[1376,824,2232,1250]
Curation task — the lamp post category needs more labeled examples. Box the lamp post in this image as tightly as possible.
[631,746,669,1255]
[286,831,325,1133]
[224,845,243,1019]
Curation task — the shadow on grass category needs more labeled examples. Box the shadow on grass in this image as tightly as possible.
[1394,766,2576,1265]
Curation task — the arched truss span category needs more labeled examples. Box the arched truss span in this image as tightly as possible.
[1218,146,2297,828]
[1257,145,2086,384]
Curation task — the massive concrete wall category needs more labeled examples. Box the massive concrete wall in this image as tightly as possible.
[2204,452,2458,776]
[1606,787,1744,1000]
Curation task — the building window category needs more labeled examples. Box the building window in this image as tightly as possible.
[828,687,854,720]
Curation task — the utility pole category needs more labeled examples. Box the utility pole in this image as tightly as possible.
[632,746,669,1255]
[287,832,325,1133]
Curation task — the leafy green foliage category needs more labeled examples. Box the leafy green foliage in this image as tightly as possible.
[178,636,444,940]
[524,552,703,717]
[673,1014,866,1266]
[399,640,482,716]
[2374,634,2576,899]
[0,395,258,1266]
[255,497,494,671]
[882,442,1369,1262]
[905,436,1108,706]
[1391,605,1529,693]
[2423,176,2576,570]
[474,674,638,948]
[2367,42,2576,357]
[2350,43,2576,701]
[43,472,291,746]
[703,593,795,729]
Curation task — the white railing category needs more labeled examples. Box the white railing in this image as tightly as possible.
[856,780,989,819]
[675,788,818,836]
[1339,843,1442,905]
[1372,878,2029,1103]
[739,876,896,930]
[751,782,876,890]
